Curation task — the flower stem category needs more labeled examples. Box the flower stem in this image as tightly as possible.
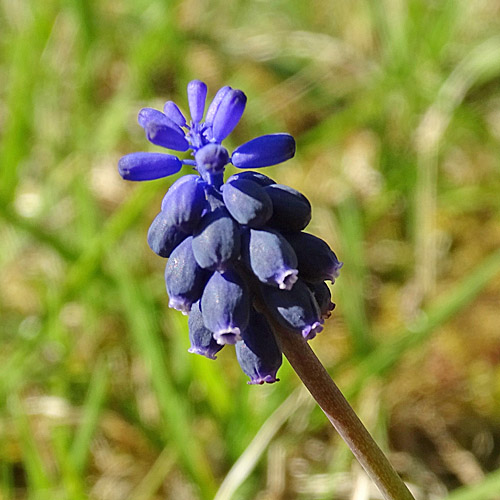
[270,322,415,500]
[238,262,414,499]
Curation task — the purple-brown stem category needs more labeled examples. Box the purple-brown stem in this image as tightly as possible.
[271,321,415,500]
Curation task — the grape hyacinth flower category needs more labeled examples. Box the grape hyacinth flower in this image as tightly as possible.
[118,79,340,384]
[118,81,417,500]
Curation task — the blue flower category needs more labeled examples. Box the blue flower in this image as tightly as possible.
[188,301,224,360]
[118,80,296,188]
[118,80,341,385]
[236,308,282,385]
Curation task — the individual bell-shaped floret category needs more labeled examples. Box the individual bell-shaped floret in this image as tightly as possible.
[231,133,295,169]
[242,228,298,290]
[192,206,241,271]
[222,178,273,227]
[118,152,183,181]
[201,268,250,345]
[147,211,189,258]
[188,301,223,360]
[307,281,335,319]
[285,232,342,283]
[138,108,189,151]
[227,171,276,187]
[264,184,311,232]
[165,237,210,315]
[260,279,323,340]
[236,308,282,385]
[161,175,206,232]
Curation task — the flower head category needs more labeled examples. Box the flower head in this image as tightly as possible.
[118,80,341,384]
[118,80,295,188]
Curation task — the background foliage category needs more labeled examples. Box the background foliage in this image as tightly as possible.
[1,1,500,499]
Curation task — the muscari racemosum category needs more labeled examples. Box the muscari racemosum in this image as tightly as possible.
[118,80,415,500]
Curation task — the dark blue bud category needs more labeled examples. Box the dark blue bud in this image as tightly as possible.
[231,134,295,168]
[284,232,342,283]
[188,301,223,359]
[227,171,276,187]
[211,89,247,143]
[118,152,183,181]
[161,175,206,232]
[194,144,230,183]
[236,308,282,385]
[165,237,210,314]
[260,279,323,340]
[205,86,231,128]
[192,207,241,270]
[187,80,207,123]
[147,211,189,258]
[201,269,250,345]
[242,228,298,290]
[222,179,272,227]
[163,101,187,128]
[264,184,312,232]
[307,281,335,319]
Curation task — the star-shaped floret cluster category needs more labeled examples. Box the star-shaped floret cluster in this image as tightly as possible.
[118,80,296,189]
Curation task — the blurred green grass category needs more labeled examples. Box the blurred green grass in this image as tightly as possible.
[1,0,500,499]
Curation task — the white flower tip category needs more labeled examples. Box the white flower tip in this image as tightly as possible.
[278,269,299,290]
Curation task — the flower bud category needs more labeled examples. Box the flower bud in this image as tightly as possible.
[147,211,189,258]
[264,184,311,232]
[205,86,231,127]
[231,133,295,168]
[222,178,272,227]
[260,279,323,340]
[236,308,282,385]
[163,101,187,127]
[188,301,223,359]
[138,108,189,151]
[187,80,207,123]
[227,171,275,187]
[118,152,183,181]
[242,228,298,290]
[194,143,230,182]
[192,207,241,271]
[211,89,247,142]
[201,269,250,345]
[165,237,210,314]
[285,232,342,283]
[161,175,206,232]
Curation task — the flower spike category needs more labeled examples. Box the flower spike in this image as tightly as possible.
[118,79,340,383]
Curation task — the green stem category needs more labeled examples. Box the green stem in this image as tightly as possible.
[271,322,415,500]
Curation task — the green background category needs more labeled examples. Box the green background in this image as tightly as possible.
[1,0,500,498]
